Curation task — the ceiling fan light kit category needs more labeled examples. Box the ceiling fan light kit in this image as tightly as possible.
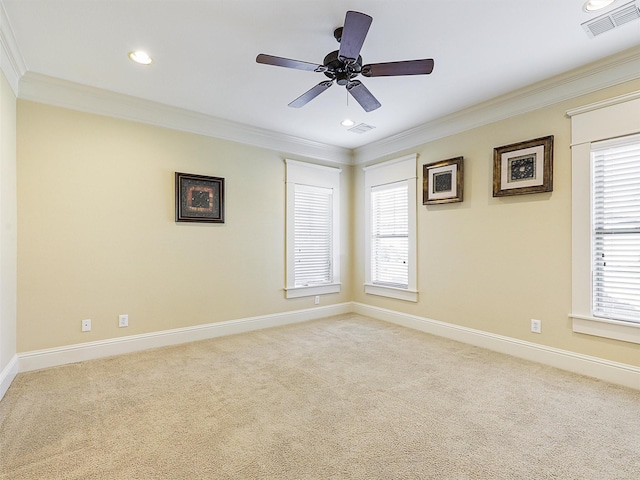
[256,11,434,112]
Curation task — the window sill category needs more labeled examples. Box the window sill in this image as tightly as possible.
[570,314,640,345]
[285,283,341,299]
[364,284,418,302]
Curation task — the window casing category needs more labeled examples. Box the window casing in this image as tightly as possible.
[364,154,417,302]
[568,90,640,344]
[285,160,341,298]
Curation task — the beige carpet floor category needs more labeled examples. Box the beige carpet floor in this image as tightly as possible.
[1,314,639,479]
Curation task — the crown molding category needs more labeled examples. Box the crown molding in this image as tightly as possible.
[0,2,26,94]
[10,42,640,167]
[17,72,353,165]
[353,45,640,165]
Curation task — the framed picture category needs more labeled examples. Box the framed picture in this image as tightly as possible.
[423,156,464,204]
[493,136,553,197]
[175,172,225,223]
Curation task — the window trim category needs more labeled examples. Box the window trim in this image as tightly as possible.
[568,90,640,344]
[285,159,341,299]
[363,154,418,302]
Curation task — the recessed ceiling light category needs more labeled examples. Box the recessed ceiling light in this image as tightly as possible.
[583,0,617,12]
[341,119,355,127]
[128,50,153,65]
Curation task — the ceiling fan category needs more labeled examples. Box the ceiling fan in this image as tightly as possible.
[256,10,434,112]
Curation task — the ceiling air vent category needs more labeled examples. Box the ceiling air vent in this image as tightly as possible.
[348,123,376,134]
[582,0,640,38]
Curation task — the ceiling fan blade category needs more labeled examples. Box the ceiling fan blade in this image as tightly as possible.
[288,81,334,108]
[256,54,326,72]
[362,59,435,77]
[346,80,381,112]
[338,11,372,61]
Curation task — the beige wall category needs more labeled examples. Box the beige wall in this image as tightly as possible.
[353,78,640,368]
[17,101,352,352]
[15,79,640,368]
[0,70,17,372]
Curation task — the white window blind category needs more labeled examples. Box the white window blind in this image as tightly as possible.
[592,135,640,323]
[294,184,333,287]
[371,181,409,288]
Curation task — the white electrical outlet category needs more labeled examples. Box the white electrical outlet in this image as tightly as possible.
[314,295,320,305]
[531,319,542,334]
[119,314,128,328]
[81,319,91,332]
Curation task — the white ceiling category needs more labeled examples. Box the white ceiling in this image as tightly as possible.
[3,0,640,150]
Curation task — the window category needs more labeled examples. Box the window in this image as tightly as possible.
[293,184,333,287]
[591,135,640,323]
[285,160,341,298]
[371,182,409,288]
[364,154,417,302]
[568,90,640,344]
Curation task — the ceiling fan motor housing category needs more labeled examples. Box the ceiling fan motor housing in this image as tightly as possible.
[256,11,433,112]
[323,50,362,85]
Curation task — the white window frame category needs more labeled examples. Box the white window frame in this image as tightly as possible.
[363,154,418,302]
[285,159,341,299]
[568,90,640,344]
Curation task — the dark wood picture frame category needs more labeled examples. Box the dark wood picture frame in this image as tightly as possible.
[423,157,464,205]
[493,135,553,197]
[175,172,225,223]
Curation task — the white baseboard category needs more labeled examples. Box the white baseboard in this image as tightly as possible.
[18,303,351,373]
[14,301,640,391]
[0,354,18,401]
[353,302,640,391]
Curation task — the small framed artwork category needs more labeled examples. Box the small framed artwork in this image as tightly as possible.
[493,135,553,197]
[175,172,225,223]
[423,156,464,204]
